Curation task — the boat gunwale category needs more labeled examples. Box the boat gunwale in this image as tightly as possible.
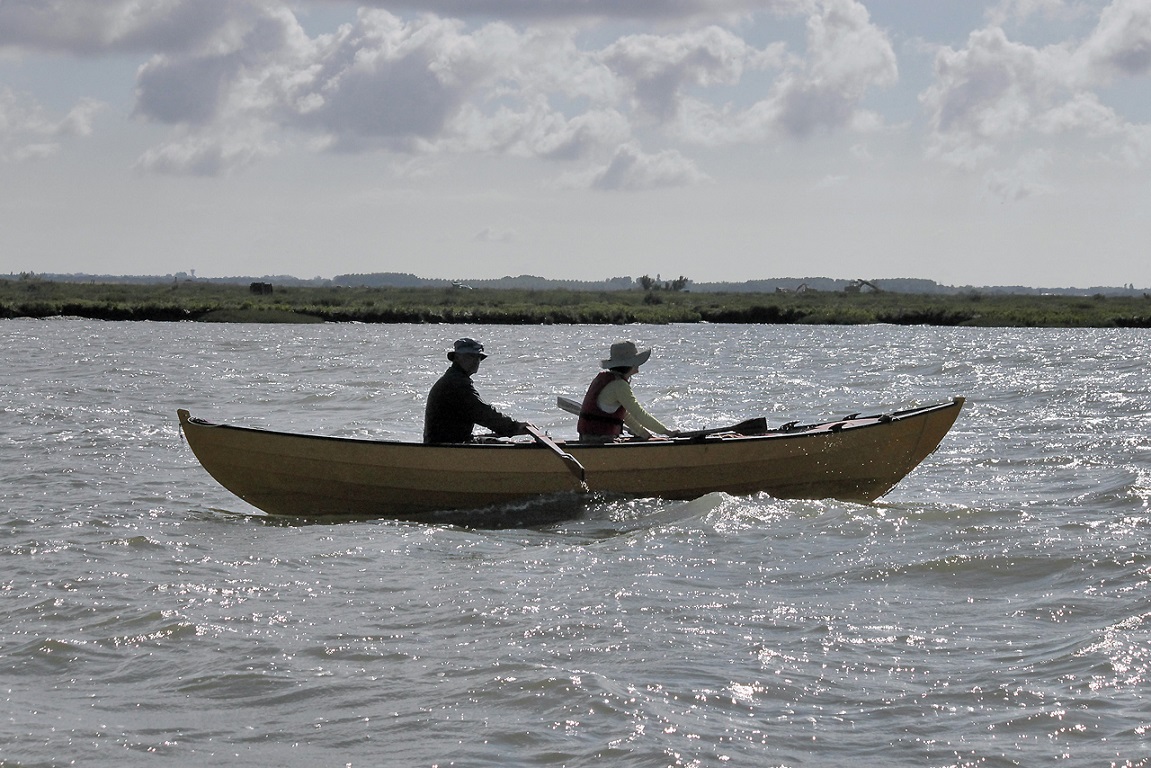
[178,396,964,450]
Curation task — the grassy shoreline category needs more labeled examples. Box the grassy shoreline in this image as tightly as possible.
[3,278,1150,328]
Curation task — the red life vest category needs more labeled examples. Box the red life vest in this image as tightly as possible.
[577,371,627,437]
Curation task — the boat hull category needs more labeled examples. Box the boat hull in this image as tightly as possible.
[177,397,963,521]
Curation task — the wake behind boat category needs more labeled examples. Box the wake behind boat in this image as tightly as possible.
[177,397,964,522]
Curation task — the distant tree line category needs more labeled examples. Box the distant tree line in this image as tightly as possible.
[639,275,690,291]
[4,271,1148,297]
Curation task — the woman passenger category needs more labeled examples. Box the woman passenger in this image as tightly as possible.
[577,341,679,442]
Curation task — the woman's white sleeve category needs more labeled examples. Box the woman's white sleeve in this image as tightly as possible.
[603,379,670,436]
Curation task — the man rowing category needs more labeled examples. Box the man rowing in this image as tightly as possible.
[423,337,534,444]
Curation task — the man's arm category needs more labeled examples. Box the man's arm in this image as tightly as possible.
[464,382,525,437]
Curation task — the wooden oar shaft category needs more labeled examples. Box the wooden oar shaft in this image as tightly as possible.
[525,425,587,487]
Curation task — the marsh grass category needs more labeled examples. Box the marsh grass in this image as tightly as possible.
[2,278,1149,328]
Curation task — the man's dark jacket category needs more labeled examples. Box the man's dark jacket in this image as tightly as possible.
[423,364,522,443]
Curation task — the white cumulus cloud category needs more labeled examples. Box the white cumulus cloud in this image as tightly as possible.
[0,87,103,162]
[922,0,1151,180]
[564,144,711,190]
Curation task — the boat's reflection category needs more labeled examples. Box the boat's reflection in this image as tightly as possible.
[246,491,601,530]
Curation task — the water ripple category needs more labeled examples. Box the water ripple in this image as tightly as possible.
[2,321,1149,766]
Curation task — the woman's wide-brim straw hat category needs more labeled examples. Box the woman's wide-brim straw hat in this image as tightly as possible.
[601,341,651,369]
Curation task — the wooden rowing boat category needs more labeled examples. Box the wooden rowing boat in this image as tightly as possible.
[177,397,963,523]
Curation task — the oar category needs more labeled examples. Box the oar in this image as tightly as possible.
[555,395,583,417]
[676,417,768,439]
[557,396,767,438]
[525,424,588,489]
[555,395,638,436]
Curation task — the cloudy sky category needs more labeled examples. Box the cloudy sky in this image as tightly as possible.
[1,0,1149,288]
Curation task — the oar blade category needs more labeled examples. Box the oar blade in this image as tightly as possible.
[727,416,769,435]
[556,396,581,416]
[561,454,586,485]
[678,417,769,439]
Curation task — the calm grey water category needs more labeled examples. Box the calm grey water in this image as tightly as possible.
[2,319,1148,767]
